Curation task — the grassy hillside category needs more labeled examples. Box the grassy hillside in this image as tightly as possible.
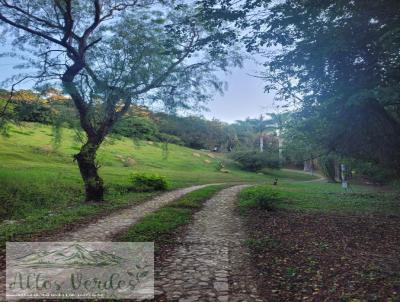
[0,122,270,191]
[0,122,271,244]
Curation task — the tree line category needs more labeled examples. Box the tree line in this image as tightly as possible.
[0,86,281,154]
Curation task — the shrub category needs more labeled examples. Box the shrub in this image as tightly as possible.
[239,186,283,211]
[352,161,396,184]
[129,173,168,192]
[231,151,280,171]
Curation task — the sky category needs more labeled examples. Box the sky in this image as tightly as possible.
[0,50,276,124]
[202,60,276,123]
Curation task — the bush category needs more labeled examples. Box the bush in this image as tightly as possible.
[112,116,158,140]
[352,161,396,184]
[239,186,283,211]
[231,151,280,171]
[129,173,168,192]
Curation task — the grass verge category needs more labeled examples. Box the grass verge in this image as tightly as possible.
[117,184,227,252]
[239,181,400,214]
[0,191,157,247]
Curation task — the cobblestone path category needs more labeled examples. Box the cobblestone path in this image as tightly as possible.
[59,184,213,241]
[0,184,214,299]
[155,185,263,302]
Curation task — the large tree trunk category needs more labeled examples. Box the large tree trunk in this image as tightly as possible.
[75,141,104,202]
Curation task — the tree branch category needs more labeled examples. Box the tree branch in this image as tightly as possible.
[133,27,199,94]
[0,0,62,30]
[81,0,101,43]
[0,11,78,58]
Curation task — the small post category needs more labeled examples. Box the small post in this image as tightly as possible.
[341,164,348,191]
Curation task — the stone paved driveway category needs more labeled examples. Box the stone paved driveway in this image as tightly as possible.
[0,184,214,299]
[57,184,214,241]
[2,184,262,301]
[155,185,263,302]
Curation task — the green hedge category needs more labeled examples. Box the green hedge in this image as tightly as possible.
[129,173,168,192]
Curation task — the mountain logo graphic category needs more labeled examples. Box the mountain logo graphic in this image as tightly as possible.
[15,244,125,268]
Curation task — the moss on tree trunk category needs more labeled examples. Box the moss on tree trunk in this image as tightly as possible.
[75,141,104,202]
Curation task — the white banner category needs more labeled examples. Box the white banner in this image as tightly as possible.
[6,242,154,300]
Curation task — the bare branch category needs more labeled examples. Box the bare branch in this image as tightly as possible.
[81,0,101,43]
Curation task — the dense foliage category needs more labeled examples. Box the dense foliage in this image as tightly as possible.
[112,116,158,141]
[231,150,279,171]
[244,0,400,178]
[155,113,237,150]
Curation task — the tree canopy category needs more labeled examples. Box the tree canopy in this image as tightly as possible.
[243,0,400,176]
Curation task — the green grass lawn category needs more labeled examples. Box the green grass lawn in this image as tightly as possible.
[239,181,399,214]
[0,123,278,245]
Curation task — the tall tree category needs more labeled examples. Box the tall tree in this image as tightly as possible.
[0,0,239,201]
[244,0,400,176]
